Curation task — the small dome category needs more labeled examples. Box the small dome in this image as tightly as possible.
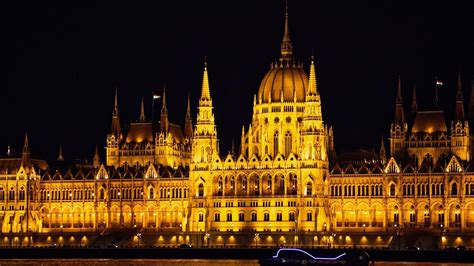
[258,63,308,103]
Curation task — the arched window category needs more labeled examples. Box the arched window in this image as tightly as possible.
[284,132,292,157]
[149,187,154,199]
[9,188,15,200]
[290,174,297,195]
[230,176,235,190]
[451,183,458,196]
[266,175,272,192]
[390,184,396,197]
[306,182,312,196]
[217,177,223,196]
[273,131,279,157]
[99,189,105,200]
[254,176,260,195]
[19,187,25,201]
[0,187,4,200]
[198,184,204,197]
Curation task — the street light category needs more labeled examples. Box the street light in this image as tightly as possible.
[205,232,210,248]
[254,233,259,248]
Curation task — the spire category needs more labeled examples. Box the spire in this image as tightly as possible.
[280,0,293,60]
[161,86,168,113]
[139,97,146,122]
[307,54,318,96]
[379,136,387,163]
[394,76,405,125]
[93,145,100,168]
[110,89,122,136]
[455,72,465,121]
[184,93,193,139]
[57,145,64,161]
[411,83,417,112]
[21,132,30,167]
[435,76,439,107]
[200,57,211,101]
[160,87,169,131]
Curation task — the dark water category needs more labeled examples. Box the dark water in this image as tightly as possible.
[0,260,471,266]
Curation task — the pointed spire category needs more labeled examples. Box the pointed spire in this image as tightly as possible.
[435,76,439,107]
[21,132,31,168]
[379,136,387,163]
[161,87,169,131]
[110,89,122,136]
[57,145,64,161]
[113,88,119,117]
[161,86,168,113]
[411,83,418,112]
[184,93,193,139]
[394,76,405,125]
[280,0,293,60]
[93,145,100,168]
[455,72,465,121]
[139,97,146,122]
[307,54,318,96]
[200,57,211,101]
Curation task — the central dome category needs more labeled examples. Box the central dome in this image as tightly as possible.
[258,63,308,103]
[256,4,308,103]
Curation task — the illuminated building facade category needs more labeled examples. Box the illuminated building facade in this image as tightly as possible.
[1,7,474,248]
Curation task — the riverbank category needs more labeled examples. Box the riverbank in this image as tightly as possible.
[0,247,473,264]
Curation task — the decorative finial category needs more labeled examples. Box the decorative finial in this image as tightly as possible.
[204,56,207,68]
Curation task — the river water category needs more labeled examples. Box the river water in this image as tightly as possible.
[0,260,471,266]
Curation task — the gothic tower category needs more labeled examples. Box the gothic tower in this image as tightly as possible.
[390,76,407,158]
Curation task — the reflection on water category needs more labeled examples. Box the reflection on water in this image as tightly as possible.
[0,260,471,266]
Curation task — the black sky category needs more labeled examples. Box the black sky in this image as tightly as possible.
[2,0,473,162]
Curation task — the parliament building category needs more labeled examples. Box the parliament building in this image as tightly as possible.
[1,7,474,248]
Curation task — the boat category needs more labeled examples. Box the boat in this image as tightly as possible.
[259,248,370,266]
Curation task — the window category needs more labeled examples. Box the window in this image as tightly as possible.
[251,212,257,221]
[306,182,312,196]
[239,213,244,221]
[218,177,223,196]
[289,212,295,221]
[276,213,282,221]
[409,212,416,226]
[284,132,292,157]
[214,212,220,222]
[199,213,204,222]
[198,184,204,197]
[227,213,232,221]
[0,188,4,200]
[19,187,25,201]
[274,131,279,157]
[9,188,15,201]
[307,212,312,221]
[149,188,154,199]
[424,211,430,227]
[230,177,235,192]
[393,212,399,225]
[264,212,270,221]
[390,184,396,197]
[451,183,458,196]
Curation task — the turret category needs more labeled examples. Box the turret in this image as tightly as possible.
[390,76,407,158]
[192,58,219,163]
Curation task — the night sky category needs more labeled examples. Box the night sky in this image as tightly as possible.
[2,0,473,162]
